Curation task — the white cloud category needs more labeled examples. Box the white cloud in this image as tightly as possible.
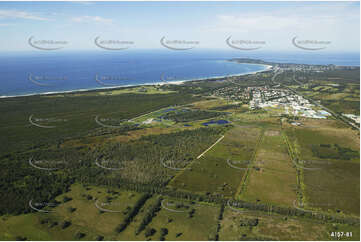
[71,15,112,24]
[211,10,358,35]
[206,2,359,35]
[0,10,49,21]
[202,4,359,51]
[213,14,300,32]
[74,1,96,5]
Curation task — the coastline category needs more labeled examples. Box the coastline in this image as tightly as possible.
[0,63,273,99]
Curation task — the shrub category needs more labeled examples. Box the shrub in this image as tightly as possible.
[145,228,156,237]
[15,236,27,241]
[95,235,104,241]
[63,196,72,203]
[75,232,86,239]
[67,207,76,213]
[61,220,71,229]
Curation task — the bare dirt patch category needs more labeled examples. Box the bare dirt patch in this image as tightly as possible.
[265,130,280,136]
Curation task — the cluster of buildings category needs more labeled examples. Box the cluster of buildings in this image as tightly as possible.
[272,63,358,72]
[248,86,331,119]
[212,85,249,102]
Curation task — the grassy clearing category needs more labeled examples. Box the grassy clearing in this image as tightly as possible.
[114,196,160,240]
[169,125,261,198]
[53,184,145,236]
[116,196,220,241]
[232,111,281,127]
[0,184,147,240]
[285,119,360,216]
[145,198,220,241]
[191,98,228,110]
[240,127,298,206]
[219,207,360,241]
[0,214,54,241]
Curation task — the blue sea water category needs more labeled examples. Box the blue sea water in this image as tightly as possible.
[0,49,359,97]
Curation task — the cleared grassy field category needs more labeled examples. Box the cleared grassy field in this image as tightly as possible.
[285,119,360,216]
[191,98,228,110]
[115,195,161,241]
[144,198,220,241]
[232,111,281,127]
[0,214,55,241]
[219,207,360,241]
[239,127,298,207]
[53,184,146,236]
[169,125,261,198]
[0,184,147,241]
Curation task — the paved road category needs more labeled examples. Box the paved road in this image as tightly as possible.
[197,135,225,159]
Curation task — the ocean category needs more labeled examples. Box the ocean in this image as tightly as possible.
[0,49,359,97]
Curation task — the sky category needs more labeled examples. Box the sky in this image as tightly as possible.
[0,1,359,52]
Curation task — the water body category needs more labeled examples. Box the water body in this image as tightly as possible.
[0,50,358,97]
[202,120,230,126]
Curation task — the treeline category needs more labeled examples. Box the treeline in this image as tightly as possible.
[308,69,360,84]
[239,218,259,227]
[214,204,225,241]
[90,126,228,185]
[115,193,150,233]
[227,200,359,226]
[0,91,202,157]
[2,147,359,227]
[90,180,359,226]
[209,104,242,111]
[0,155,73,215]
[0,126,229,216]
[311,144,359,160]
[135,197,162,235]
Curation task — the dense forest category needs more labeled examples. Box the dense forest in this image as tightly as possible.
[0,126,227,215]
